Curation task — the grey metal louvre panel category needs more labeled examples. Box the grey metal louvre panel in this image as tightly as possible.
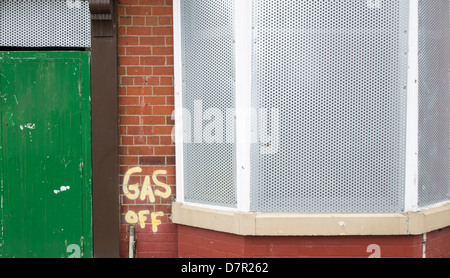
[418,0,450,207]
[0,0,90,48]
[180,0,237,207]
[250,0,409,213]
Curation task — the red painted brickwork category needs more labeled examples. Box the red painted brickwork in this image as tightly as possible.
[118,0,176,258]
[425,228,450,258]
[120,224,178,258]
[178,225,450,258]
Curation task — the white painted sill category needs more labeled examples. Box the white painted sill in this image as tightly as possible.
[172,202,450,236]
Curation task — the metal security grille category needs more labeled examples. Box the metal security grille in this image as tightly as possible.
[0,0,90,48]
[180,0,237,207]
[418,0,450,207]
[250,0,409,213]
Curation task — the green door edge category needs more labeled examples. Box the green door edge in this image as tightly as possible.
[0,51,93,258]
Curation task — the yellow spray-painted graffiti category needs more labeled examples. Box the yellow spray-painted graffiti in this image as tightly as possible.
[123,167,171,232]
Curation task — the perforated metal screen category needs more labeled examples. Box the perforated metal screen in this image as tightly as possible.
[418,0,450,207]
[0,0,91,48]
[180,0,237,207]
[250,0,409,213]
[178,0,450,213]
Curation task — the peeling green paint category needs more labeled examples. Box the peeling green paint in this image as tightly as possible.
[0,51,92,258]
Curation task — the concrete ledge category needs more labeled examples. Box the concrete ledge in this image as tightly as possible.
[172,202,450,236]
[408,204,450,234]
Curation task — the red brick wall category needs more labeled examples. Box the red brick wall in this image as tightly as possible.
[178,225,450,258]
[117,0,177,258]
[177,225,431,258]
[120,224,178,258]
[426,228,450,258]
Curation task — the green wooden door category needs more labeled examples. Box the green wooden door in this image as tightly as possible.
[0,51,92,258]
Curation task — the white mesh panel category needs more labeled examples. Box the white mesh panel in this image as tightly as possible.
[418,0,450,207]
[250,0,409,213]
[180,0,237,207]
[0,0,91,48]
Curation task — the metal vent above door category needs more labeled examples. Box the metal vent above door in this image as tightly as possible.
[0,0,91,48]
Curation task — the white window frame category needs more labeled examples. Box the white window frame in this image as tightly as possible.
[174,0,253,213]
[404,0,419,212]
